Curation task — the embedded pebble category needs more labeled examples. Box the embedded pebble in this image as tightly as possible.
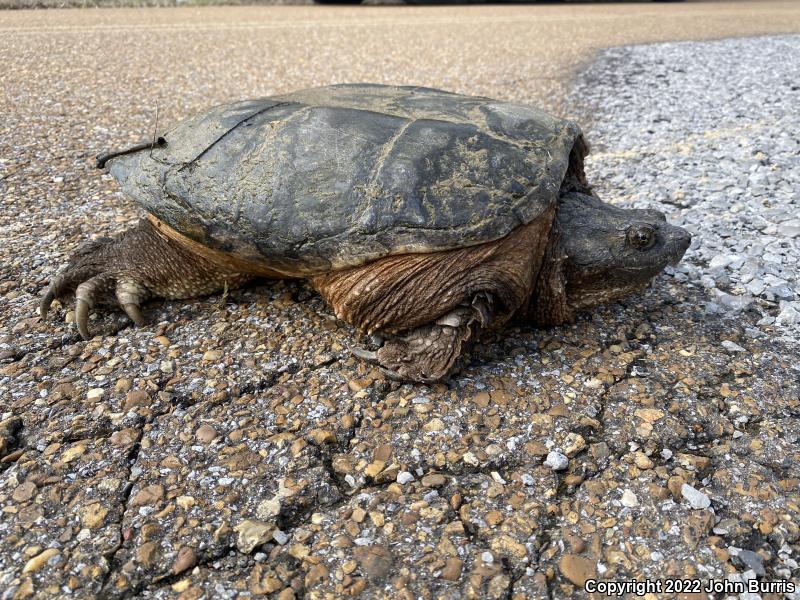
[544,451,569,471]
[22,549,61,574]
[440,558,463,581]
[272,530,290,546]
[234,520,274,554]
[559,554,597,587]
[396,471,415,485]
[195,424,218,443]
[777,303,800,325]
[421,473,446,488]
[721,340,746,353]
[86,388,104,400]
[732,548,766,577]
[620,489,639,507]
[681,483,711,510]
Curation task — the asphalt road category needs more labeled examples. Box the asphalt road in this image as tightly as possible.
[2,2,800,599]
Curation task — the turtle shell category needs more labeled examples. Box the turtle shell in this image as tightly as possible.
[106,83,586,275]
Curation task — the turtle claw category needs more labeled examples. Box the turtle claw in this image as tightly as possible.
[121,303,146,328]
[351,345,379,362]
[41,270,119,341]
[75,298,91,340]
[40,288,56,319]
[40,272,70,319]
[72,274,115,340]
[378,366,404,381]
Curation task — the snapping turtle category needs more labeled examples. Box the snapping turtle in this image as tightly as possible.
[41,84,690,382]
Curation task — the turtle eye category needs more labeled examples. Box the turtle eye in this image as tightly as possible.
[627,224,657,250]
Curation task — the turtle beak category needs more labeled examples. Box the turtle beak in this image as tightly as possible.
[666,226,692,266]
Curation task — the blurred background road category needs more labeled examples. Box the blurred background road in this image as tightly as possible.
[3,0,800,124]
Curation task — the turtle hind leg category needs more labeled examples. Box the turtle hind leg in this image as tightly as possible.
[364,294,493,383]
[312,216,555,383]
[41,218,254,340]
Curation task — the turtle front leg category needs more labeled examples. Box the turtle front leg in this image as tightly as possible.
[41,219,253,340]
[355,294,493,383]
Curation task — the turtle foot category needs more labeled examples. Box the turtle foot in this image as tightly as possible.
[41,219,252,340]
[41,267,149,341]
[363,294,493,383]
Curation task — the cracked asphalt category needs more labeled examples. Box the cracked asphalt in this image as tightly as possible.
[2,3,800,599]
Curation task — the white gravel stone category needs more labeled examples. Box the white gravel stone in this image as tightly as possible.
[776,303,800,325]
[86,388,104,400]
[681,483,711,510]
[396,471,415,485]
[778,220,800,238]
[620,489,639,507]
[543,451,569,471]
[272,530,289,546]
[721,340,746,353]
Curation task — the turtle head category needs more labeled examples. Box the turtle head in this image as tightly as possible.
[556,192,691,311]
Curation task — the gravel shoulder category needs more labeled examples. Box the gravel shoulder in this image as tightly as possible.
[573,35,800,343]
[2,6,800,599]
